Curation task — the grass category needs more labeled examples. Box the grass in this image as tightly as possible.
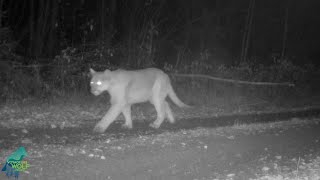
[251,156,320,180]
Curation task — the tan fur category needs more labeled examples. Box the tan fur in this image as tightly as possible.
[89,67,189,133]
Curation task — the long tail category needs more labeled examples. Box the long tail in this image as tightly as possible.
[167,80,191,108]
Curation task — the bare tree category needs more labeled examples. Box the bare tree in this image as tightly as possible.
[97,0,117,47]
[281,1,289,59]
[29,0,34,56]
[47,1,58,57]
[0,0,3,28]
[241,0,255,62]
[29,1,55,57]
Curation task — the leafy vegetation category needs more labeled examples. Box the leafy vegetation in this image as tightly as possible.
[1,42,319,110]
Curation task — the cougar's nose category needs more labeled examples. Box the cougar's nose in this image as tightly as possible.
[91,89,100,96]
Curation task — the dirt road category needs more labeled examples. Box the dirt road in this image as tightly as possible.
[0,112,320,180]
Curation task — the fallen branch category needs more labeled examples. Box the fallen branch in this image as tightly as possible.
[171,73,295,87]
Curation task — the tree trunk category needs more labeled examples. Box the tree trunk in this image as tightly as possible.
[109,0,116,31]
[281,3,289,59]
[47,0,58,57]
[0,0,3,28]
[29,0,34,56]
[200,7,209,53]
[100,0,105,41]
[185,0,194,51]
[29,1,51,57]
[241,0,255,62]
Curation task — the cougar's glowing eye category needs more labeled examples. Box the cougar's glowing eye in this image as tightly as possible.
[90,81,94,84]
[96,81,102,85]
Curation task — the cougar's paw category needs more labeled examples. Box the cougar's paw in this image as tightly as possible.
[168,118,175,124]
[93,125,106,133]
[121,123,133,129]
[149,122,161,129]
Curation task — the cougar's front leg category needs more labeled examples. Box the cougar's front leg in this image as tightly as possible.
[93,104,123,133]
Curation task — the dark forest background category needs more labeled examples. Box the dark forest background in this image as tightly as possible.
[2,0,320,63]
[0,0,320,102]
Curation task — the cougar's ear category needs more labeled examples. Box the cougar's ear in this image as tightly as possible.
[104,69,111,74]
[89,68,96,75]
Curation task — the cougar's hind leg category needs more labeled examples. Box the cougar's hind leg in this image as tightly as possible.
[149,79,167,129]
[121,105,133,129]
[164,101,175,123]
[150,99,166,129]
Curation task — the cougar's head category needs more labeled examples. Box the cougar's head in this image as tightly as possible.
[89,68,112,96]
